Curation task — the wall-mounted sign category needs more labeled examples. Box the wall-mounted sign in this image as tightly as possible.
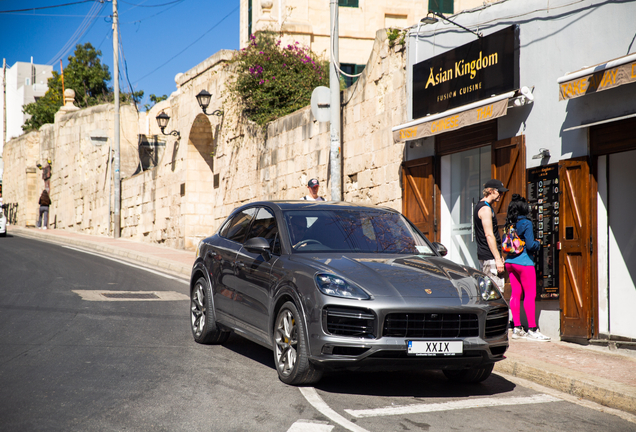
[527,164,560,300]
[412,25,519,119]
[558,54,636,100]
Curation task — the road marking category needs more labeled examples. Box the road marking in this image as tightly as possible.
[72,290,189,301]
[62,245,189,284]
[345,394,561,418]
[299,387,370,432]
[286,419,334,432]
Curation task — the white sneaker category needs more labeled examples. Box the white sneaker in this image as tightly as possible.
[527,329,551,342]
[511,327,527,339]
[43,226,47,230]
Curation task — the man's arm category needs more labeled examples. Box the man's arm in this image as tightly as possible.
[478,206,505,273]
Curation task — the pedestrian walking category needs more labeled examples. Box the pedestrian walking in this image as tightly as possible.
[302,178,325,201]
[504,194,551,342]
[37,190,51,230]
[473,179,507,292]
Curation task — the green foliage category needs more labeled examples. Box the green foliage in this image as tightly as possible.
[143,93,168,112]
[386,28,406,49]
[22,43,114,131]
[228,32,329,126]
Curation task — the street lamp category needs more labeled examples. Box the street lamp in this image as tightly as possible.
[196,90,223,116]
[156,111,180,138]
[421,11,482,38]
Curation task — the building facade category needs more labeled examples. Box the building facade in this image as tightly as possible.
[395,0,636,342]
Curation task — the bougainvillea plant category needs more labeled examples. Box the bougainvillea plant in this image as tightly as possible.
[228,32,330,127]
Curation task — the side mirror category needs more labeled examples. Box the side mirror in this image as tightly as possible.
[244,237,271,254]
[432,242,448,256]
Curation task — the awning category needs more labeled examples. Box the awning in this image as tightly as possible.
[392,92,515,143]
[557,52,636,101]
[563,112,636,132]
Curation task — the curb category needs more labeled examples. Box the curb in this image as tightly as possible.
[495,354,636,416]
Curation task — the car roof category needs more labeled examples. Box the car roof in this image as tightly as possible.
[240,200,397,213]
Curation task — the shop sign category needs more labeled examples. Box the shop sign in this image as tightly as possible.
[393,97,508,142]
[412,25,519,119]
[559,60,636,100]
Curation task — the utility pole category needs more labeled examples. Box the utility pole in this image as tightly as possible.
[113,0,121,238]
[329,0,341,201]
[2,58,6,147]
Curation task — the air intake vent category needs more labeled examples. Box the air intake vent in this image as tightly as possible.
[323,306,376,339]
[485,306,509,338]
[383,313,479,338]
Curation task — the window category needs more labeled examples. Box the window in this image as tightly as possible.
[222,208,258,243]
[339,0,358,7]
[340,63,365,88]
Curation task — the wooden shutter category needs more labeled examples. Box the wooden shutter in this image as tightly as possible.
[491,135,526,230]
[559,158,593,340]
[402,156,437,242]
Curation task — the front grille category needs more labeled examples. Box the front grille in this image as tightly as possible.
[323,306,376,338]
[485,306,509,338]
[383,313,479,338]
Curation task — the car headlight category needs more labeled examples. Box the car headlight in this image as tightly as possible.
[476,275,502,301]
[315,273,370,300]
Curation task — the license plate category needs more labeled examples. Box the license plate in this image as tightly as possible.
[407,341,463,356]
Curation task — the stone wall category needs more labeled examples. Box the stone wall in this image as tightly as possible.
[2,129,40,226]
[2,30,408,251]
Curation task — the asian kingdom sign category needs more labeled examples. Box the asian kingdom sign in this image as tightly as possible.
[412,25,519,119]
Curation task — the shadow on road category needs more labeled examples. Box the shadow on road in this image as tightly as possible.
[315,369,516,398]
[221,333,276,370]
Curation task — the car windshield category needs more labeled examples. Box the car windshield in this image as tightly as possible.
[284,209,434,255]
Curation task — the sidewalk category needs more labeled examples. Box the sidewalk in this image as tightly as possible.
[8,226,636,416]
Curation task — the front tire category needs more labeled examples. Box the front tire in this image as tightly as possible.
[273,301,323,385]
[443,363,494,383]
[190,277,229,345]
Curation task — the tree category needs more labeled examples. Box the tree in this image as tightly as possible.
[22,43,112,131]
[143,93,168,112]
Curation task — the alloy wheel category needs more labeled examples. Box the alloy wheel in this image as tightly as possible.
[191,283,206,337]
[275,309,298,376]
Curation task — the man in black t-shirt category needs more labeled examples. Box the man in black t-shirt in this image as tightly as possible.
[473,179,508,292]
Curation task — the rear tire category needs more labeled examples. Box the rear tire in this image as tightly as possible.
[190,277,230,345]
[273,301,323,386]
[443,363,494,383]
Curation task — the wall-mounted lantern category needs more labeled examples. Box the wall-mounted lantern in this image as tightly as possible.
[196,90,223,116]
[156,111,180,138]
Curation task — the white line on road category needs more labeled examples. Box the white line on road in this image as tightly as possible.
[62,245,189,284]
[345,394,561,418]
[299,387,370,432]
[286,419,334,432]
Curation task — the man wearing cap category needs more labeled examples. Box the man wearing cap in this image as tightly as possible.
[474,179,508,292]
[302,178,325,201]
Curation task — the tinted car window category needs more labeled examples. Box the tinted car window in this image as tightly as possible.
[224,207,258,243]
[284,209,434,254]
[244,207,280,255]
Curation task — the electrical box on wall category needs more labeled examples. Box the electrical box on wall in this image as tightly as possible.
[527,164,560,300]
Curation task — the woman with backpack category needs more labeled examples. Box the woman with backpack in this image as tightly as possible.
[37,190,51,229]
[504,194,550,341]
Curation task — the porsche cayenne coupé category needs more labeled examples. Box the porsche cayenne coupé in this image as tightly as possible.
[190,201,509,385]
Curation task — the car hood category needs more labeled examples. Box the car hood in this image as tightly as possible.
[290,254,480,302]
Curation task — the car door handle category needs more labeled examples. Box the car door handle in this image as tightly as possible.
[235,261,245,268]
[206,251,217,258]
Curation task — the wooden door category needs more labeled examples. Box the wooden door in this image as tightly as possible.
[491,136,527,231]
[559,158,593,341]
[402,157,437,242]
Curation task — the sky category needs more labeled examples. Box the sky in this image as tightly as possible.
[0,0,240,109]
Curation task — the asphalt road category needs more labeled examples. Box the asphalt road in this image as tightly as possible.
[1,234,634,432]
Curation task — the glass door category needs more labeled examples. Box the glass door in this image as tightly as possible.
[442,146,491,268]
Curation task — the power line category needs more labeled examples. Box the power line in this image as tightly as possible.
[135,4,239,83]
[46,0,106,65]
[0,0,95,14]
[120,0,184,7]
